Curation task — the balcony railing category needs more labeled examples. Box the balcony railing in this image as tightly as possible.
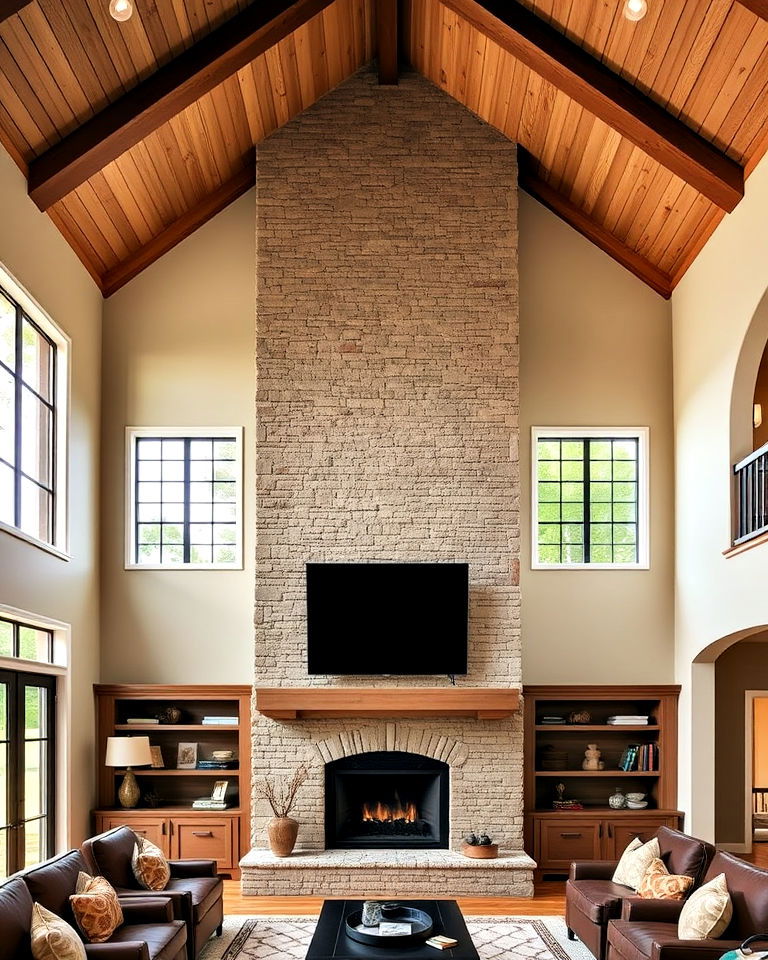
[734,441,768,544]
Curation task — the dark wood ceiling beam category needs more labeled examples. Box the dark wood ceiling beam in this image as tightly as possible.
[101,166,255,297]
[737,1,768,20]
[0,1,33,24]
[377,0,399,84]
[28,0,334,211]
[518,153,673,299]
[440,0,744,212]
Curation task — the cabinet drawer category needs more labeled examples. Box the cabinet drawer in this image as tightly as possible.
[538,819,602,870]
[97,816,169,855]
[605,817,677,859]
[172,818,236,868]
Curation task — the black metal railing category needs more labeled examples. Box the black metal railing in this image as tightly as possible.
[734,442,768,544]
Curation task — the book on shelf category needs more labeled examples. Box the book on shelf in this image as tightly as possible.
[608,716,650,725]
[126,718,159,724]
[202,717,238,725]
[618,742,659,771]
[192,799,230,809]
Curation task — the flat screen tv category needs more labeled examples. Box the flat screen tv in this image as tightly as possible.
[306,562,469,676]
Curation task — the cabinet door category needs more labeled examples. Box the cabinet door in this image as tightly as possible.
[98,816,170,855]
[537,818,603,871]
[170,817,236,869]
[604,818,672,860]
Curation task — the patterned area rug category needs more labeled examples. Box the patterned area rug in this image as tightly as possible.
[200,915,593,960]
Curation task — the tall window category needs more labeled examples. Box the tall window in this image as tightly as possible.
[532,427,649,569]
[126,427,243,569]
[0,265,68,553]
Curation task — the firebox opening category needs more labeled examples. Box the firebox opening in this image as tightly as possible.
[325,751,449,849]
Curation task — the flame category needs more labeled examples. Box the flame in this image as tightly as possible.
[362,800,418,822]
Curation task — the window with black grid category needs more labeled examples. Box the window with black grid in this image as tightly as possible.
[535,436,641,565]
[133,435,240,567]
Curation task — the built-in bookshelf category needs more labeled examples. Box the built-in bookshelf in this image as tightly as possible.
[93,684,251,878]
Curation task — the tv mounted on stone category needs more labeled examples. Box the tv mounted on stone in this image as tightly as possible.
[305,561,469,676]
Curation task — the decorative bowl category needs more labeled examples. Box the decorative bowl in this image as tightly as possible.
[626,792,646,802]
[627,800,648,809]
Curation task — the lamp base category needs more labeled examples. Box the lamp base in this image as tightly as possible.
[118,768,141,808]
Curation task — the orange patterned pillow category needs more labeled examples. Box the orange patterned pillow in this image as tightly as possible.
[69,872,123,943]
[638,858,694,900]
[131,834,170,891]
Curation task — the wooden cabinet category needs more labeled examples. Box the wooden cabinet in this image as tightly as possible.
[524,685,683,878]
[93,685,251,878]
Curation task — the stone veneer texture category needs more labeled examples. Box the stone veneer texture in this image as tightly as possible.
[253,67,521,854]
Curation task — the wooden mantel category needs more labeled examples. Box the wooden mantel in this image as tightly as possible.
[255,687,520,720]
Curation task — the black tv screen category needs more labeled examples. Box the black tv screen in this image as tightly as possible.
[306,562,469,676]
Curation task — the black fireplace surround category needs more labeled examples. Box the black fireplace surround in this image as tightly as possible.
[325,751,449,850]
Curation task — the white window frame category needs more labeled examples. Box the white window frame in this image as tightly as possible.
[531,426,650,571]
[0,262,70,560]
[125,426,244,570]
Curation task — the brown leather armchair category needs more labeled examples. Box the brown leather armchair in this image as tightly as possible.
[82,826,223,960]
[1,852,187,960]
[606,852,768,960]
[566,827,715,960]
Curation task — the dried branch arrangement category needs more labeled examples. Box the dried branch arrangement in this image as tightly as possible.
[255,765,308,818]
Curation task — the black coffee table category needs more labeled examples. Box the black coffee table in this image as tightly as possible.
[306,900,480,959]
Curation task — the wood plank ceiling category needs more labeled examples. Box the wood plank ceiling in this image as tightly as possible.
[0,0,767,297]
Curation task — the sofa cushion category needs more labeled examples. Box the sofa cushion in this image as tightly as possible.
[22,850,90,928]
[566,878,632,924]
[69,873,124,943]
[702,851,768,937]
[165,877,220,923]
[0,877,34,960]
[657,827,714,884]
[132,836,170,892]
[30,903,86,960]
[87,826,142,890]
[109,920,187,960]
[608,919,679,960]
[678,873,733,940]
[638,859,694,901]
[614,837,661,891]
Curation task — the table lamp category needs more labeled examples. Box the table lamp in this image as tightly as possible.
[105,736,152,808]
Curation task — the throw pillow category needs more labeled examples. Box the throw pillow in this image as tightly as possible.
[69,873,124,944]
[30,903,86,960]
[678,873,733,940]
[638,857,694,900]
[132,834,171,891]
[612,836,661,890]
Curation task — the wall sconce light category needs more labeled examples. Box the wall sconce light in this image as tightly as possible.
[755,403,763,430]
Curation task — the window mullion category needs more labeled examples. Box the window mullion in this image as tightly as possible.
[13,305,22,530]
[583,440,591,564]
[183,439,191,564]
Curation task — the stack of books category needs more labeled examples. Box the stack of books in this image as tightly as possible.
[192,797,229,810]
[608,715,650,725]
[540,715,566,725]
[618,742,659,771]
[202,716,238,725]
[126,717,159,724]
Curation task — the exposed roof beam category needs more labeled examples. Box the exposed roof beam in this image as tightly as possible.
[518,152,673,299]
[377,0,399,84]
[102,166,255,297]
[28,0,334,211]
[0,1,33,24]
[440,0,744,212]
[737,1,768,20]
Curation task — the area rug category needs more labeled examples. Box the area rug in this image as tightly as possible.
[199,915,594,960]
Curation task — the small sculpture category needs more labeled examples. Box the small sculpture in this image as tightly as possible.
[582,743,605,770]
[162,705,182,724]
[568,709,591,724]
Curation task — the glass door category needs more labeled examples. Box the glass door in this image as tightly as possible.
[0,669,56,879]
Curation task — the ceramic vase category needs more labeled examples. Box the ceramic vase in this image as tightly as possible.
[267,816,299,857]
[608,787,627,809]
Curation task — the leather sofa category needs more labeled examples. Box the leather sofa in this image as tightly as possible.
[82,825,223,960]
[0,851,187,960]
[607,852,768,960]
[566,826,716,960]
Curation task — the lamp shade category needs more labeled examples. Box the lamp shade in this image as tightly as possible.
[105,736,152,767]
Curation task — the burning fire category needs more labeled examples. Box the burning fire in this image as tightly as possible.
[362,799,418,823]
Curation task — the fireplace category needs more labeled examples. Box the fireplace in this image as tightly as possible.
[325,751,449,850]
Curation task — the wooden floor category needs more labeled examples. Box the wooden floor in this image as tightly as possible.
[222,880,567,916]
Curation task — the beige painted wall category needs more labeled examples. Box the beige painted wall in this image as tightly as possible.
[0,149,102,845]
[518,193,675,683]
[753,346,768,450]
[99,191,255,683]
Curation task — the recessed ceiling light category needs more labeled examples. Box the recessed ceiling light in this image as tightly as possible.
[109,0,133,22]
[623,0,648,21]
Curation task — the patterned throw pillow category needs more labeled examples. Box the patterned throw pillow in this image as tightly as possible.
[132,834,171,891]
[69,872,124,944]
[30,903,87,960]
[678,873,733,940]
[612,836,661,890]
[638,857,694,900]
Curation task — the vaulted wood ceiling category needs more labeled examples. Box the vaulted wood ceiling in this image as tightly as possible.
[0,0,767,297]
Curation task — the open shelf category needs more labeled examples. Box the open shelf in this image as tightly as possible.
[116,768,240,777]
[534,724,660,732]
[535,770,660,777]
[114,724,239,731]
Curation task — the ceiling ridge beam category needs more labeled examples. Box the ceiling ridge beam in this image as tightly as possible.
[101,165,255,297]
[518,152,673,299]
[440,0,744,212]
[28,0,335,211]
[0,1,32,24]
[737,1,768,20]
